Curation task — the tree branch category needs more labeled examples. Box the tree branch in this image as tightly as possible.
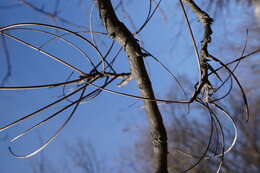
[95,1,168,172]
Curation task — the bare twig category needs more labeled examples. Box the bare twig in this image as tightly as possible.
[0,35,12,86]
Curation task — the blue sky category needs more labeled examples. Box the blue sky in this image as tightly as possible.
[0,0,259,173]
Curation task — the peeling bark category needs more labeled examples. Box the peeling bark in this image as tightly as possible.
[95,0,168,172]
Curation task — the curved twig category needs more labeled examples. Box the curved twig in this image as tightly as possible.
[208,54,250,121]
[0,23,107,73]
[9,85,87,158]
[2,32,86,74]
[178,0,200,80]
[134,0,162,35]
[181,103,214,173]
[141,48,188,99]
[0,84,85,132]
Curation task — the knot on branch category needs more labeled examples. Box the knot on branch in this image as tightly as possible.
[199,14,213,25]
[151,131,167,147]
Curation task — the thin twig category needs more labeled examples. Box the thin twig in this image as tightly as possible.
[0,35,12,86]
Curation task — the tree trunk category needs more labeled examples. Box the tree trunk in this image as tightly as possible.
[96,1,168,172]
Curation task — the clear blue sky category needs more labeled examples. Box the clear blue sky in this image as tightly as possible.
[0,0,258,173]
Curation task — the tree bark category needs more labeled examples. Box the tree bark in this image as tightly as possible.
[96,1,168,172]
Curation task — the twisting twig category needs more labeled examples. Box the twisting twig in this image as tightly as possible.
[208,54,250,121]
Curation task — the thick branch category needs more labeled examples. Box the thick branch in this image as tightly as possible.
[182,0,213,76]
[182,0,214,102]
[95,1,168,172]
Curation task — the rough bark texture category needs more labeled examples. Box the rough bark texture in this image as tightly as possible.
[96,1,168,172]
